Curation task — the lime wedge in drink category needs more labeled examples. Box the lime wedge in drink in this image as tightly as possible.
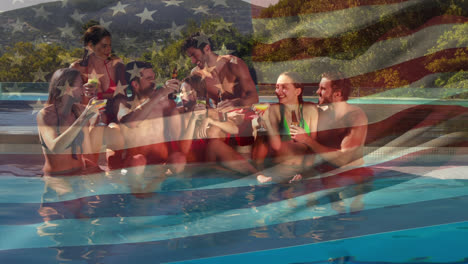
[91,99,107,108]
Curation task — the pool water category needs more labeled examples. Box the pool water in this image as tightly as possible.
[0,157,467,263]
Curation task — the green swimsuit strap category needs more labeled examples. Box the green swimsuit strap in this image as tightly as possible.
[280,104,310,140]
[299,103,311,136]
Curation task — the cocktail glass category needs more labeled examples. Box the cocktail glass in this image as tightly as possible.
[91,99,107,126]
[251,103,270,133]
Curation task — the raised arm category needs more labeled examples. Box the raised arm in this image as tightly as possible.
[118,88,175,128]
[293,109,368,167]
[264,105,282,152]
[37,103,99,154]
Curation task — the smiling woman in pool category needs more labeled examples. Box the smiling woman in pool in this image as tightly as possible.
[37,68,102,176]
[255,72,319,183]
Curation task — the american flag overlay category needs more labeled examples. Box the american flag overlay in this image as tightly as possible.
[0,0,467,263]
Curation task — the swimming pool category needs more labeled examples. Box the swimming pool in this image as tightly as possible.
[0,156,467,263]
[0,96,467,263]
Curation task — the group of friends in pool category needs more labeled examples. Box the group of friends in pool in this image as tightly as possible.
[37,25,370,194]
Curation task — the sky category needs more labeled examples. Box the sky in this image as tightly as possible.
[0,0,280,12]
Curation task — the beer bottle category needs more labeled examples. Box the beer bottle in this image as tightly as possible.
[168,66,178,100]
[291,110,299,126]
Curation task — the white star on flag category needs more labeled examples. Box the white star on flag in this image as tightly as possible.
[57,81,74,99]
[110,1,129,16]
[121,35,138,51]
[215,76,237,93]
[212,18,232,32]
[58,23,74,38]
[215,44,234,55]
[87,69,104,83]
[147,41,162,58]
[5,83,25,98]
[58,52,79,65]
[162,0,183,7]
[70,9,85,24]
[167,21,184,38]
[61,0,69,8]
[100,18,112,29]
[33,6,51,20]
[175,55,187,69]
[136,8,157,24]
[192,6,210,15]
[212,0,228,8]
[113,81,128,97]
[200,63,216,80]
[126,63,143,81]
[31,99,44,115]
[33,68,48,82]
[11,18,24,34]
[194,32,212,48]
[10,52,25,66]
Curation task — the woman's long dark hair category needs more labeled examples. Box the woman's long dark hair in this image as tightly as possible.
[182,74,207,99]
[79,25,112,67]
[47,68,81,105]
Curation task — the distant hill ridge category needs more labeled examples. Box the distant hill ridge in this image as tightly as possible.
[0,0,263,49]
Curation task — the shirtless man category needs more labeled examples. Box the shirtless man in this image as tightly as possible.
[115,61,181,194]
[164,33,260,147]
[181,32,258,109]
[290,72,368,172]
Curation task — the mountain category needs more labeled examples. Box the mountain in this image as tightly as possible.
[0,0,263,51]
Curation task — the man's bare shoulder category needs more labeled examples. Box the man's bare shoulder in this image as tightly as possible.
[345,104,368,125]
[303,103,318,112]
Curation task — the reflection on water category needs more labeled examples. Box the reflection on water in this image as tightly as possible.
[3,163,459,262]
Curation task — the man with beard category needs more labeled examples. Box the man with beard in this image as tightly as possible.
[289,72,368,173]
[166,33,258,148]
[181,32,258,109]
[115,61,181,194]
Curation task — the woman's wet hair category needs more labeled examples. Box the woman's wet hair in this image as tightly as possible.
[79,25,112,67]
[47,68,81,105]
[279,72,304,104]
[82,25,111,47]
[182,74,207,98]
[181,32,214,53]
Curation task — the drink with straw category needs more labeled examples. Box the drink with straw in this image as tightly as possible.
[91,98,107,126]
[251,103,270,133]
[91,98,107,109]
